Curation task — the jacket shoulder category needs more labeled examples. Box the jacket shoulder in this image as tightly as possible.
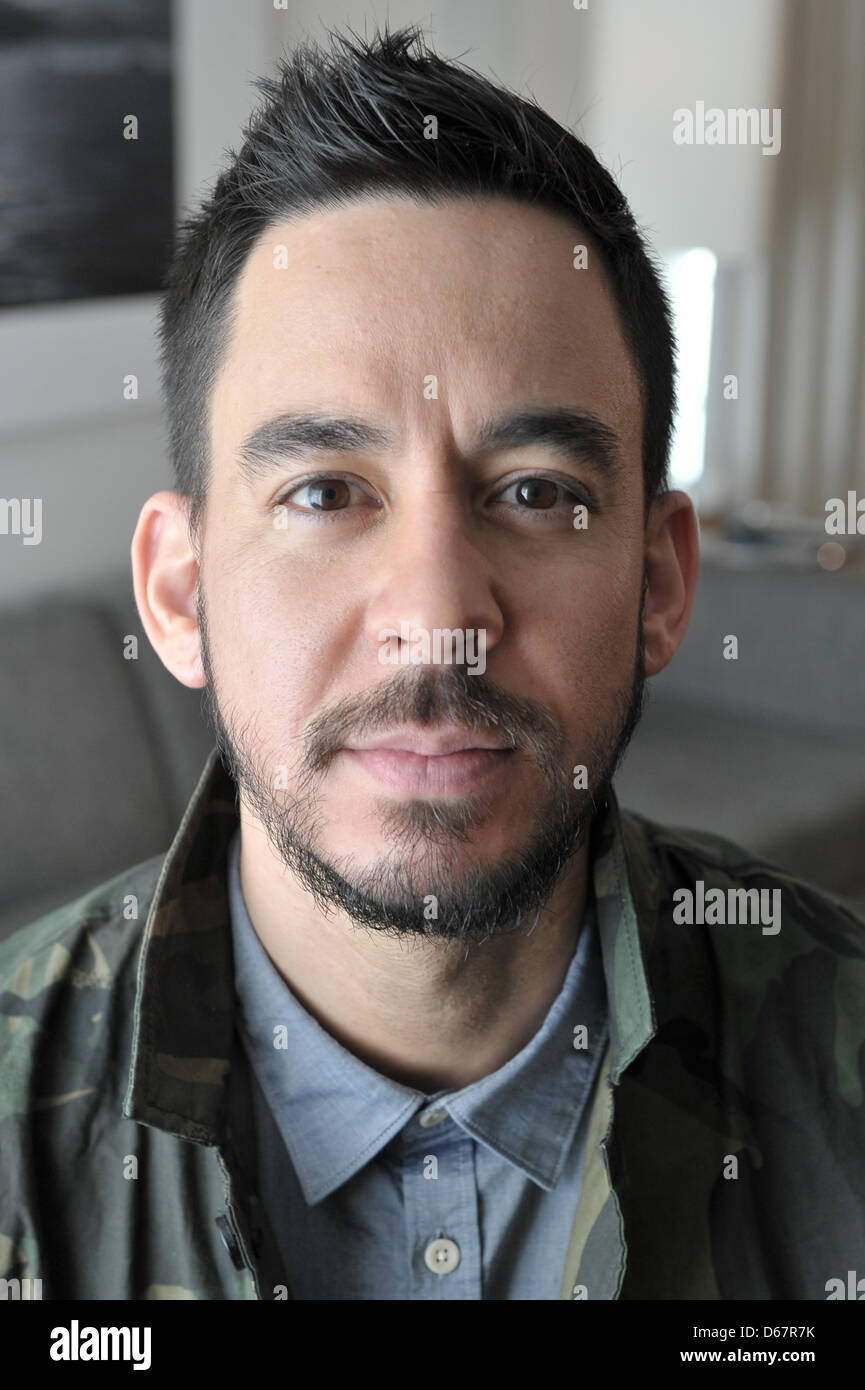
[620,807,865,940]
[0,853,166,1017]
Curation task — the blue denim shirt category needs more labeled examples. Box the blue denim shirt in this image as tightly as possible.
[228,830,608,1299]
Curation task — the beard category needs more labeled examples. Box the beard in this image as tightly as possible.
[197,581,647,945]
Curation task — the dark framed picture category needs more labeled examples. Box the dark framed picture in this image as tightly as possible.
[0,0,174,305]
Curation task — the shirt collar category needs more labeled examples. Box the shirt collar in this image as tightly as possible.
[229,824,608,1202]
[124,746,656,1145]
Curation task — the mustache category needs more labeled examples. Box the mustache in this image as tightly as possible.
[300,663,567,783]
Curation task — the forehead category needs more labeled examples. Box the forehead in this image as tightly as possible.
[212,195,642,468]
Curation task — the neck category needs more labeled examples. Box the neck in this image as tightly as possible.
[236,814,591,1092]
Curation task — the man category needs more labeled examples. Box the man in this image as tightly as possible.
[1,25,863,1302]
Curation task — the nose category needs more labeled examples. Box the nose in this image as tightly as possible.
[363,489,504,668]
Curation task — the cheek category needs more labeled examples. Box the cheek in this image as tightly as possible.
[529,568,640,721]
[206,550,362,742]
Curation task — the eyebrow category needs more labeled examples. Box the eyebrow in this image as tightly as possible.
[237,414,396,481]
[475,408,621,477]
[236,407,621,482]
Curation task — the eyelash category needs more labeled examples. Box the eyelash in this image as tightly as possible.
[271,473,597,521]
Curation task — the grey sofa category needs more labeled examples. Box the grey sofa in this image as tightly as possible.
[616,557,865,902]
[0,579,213,940]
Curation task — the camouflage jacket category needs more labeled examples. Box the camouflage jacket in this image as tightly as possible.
[2,745,864,1301]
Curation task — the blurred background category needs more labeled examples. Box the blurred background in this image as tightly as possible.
[1,0,864,938]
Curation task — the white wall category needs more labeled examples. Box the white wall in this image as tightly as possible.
[576,0,784,259]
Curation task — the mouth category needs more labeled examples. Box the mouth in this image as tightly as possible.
[343,727,516,795]
[347,727,512,757]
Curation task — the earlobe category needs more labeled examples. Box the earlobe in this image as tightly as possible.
[641,491,700,678]
[131,491,206,689]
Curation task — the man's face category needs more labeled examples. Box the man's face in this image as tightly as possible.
[197,195,648,942]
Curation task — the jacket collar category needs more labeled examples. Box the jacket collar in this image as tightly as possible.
[124,747,657,1141]
[124,746,239,1142]
[592,793,659,1081]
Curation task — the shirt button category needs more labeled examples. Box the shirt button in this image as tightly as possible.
[419,1107,448,1128]
[424,1238,461,1275]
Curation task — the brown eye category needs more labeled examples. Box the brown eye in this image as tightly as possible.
[515,478,560,509]
[307,479,351,510]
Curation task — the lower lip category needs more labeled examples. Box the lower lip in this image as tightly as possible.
[345,747,514,794]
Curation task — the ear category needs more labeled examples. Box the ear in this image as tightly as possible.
[642,490,700,677]
[131,491,205,689]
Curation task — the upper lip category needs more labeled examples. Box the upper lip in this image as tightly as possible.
[347,727,511,757]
